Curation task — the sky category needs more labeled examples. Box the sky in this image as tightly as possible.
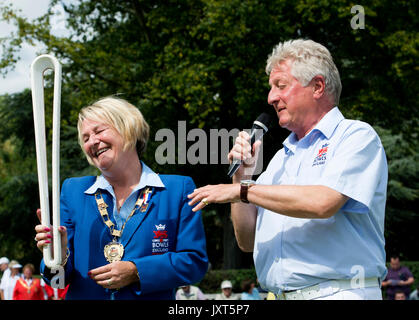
[0,0,69,95]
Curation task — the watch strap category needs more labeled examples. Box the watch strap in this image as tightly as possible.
[240,184,250,203]
[240,181,256,203]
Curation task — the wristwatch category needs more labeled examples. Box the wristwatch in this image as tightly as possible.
[240,180,256,203]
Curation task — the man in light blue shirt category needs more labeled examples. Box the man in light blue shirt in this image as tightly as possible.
[188,39,388,300]
[254,106,387,297]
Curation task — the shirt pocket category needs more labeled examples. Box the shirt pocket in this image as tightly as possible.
[296,156,327,184]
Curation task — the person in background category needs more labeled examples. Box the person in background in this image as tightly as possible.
[409,284,418,300]
[176,285,207,300]
[0,260,21,300]
[0,257,10,300]
[241,279,261,300]
[394,290,406,300]
[382,254,414,300]
[13,263,44,300]
[0,257,9,272]
[215,280,239,300]
[0,257,10,283]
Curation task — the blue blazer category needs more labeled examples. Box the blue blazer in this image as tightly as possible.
[41,174,208,300]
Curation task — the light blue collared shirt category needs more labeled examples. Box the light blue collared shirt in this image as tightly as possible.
[84,161,164,229]
[254,107,388,293]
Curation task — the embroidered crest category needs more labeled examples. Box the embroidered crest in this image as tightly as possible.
[152,224,169,255]
[312,143,329,166]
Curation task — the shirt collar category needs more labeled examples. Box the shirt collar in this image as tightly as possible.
[84,161,165,195]
[282,132,299,155]
[311,106,345,140]
[282,106,344,154]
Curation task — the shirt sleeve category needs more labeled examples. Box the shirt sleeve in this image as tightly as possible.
[197,287,207,300]
[317,122,388,213]
[403,267,414,279]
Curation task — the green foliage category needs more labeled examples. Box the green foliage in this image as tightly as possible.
[402,261,419,291]
[0,90,35,158]
[375,126,419,258]
[0,0,417,266]
[0,90,94,267]
[197,268,258,293]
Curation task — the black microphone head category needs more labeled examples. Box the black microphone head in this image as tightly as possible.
[253,112,272,132]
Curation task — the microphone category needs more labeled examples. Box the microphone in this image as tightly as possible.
[227,112,272,178]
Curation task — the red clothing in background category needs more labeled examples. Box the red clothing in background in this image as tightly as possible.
[13,278,44,300]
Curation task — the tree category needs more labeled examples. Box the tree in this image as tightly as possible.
[0,0,418,267]
[376,126,419,259]
[0,89,94,265]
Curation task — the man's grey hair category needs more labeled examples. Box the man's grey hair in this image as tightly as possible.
[266,39,342,105]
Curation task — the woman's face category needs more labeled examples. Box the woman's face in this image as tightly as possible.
[23,267,32,279]
[81,119,126,173]
[11,268,20,276]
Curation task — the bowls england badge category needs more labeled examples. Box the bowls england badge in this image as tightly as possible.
[152,224,169,255]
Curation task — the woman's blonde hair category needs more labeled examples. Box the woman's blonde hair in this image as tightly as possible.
[266,39,342,105]
[77,96,149,164]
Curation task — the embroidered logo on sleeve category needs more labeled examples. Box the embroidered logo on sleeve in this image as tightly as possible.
[152,224,169,255]
[312,143,329,166]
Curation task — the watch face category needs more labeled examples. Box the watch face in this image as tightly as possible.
[241,179,256,186]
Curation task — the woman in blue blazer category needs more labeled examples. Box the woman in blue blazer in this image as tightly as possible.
[34,96,208,300]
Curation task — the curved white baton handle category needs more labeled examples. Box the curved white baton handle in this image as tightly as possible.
[31,54,62,268]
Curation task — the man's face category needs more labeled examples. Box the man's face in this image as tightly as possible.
[222,287,232,297]
[267,59,318,139]
[390,257,400,270]
[395,292,406,300]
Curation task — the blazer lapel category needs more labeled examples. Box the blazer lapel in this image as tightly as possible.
[120,187,157,247]
[89,190,116,243]
[100,191,116,224]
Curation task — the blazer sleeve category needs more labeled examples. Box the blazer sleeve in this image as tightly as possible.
[317,123,388,213]
[129,176,208,296]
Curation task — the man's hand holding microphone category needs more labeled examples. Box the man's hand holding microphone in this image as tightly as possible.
[188,113,271,211]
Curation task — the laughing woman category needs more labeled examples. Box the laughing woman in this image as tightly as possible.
[34,96,208,300]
